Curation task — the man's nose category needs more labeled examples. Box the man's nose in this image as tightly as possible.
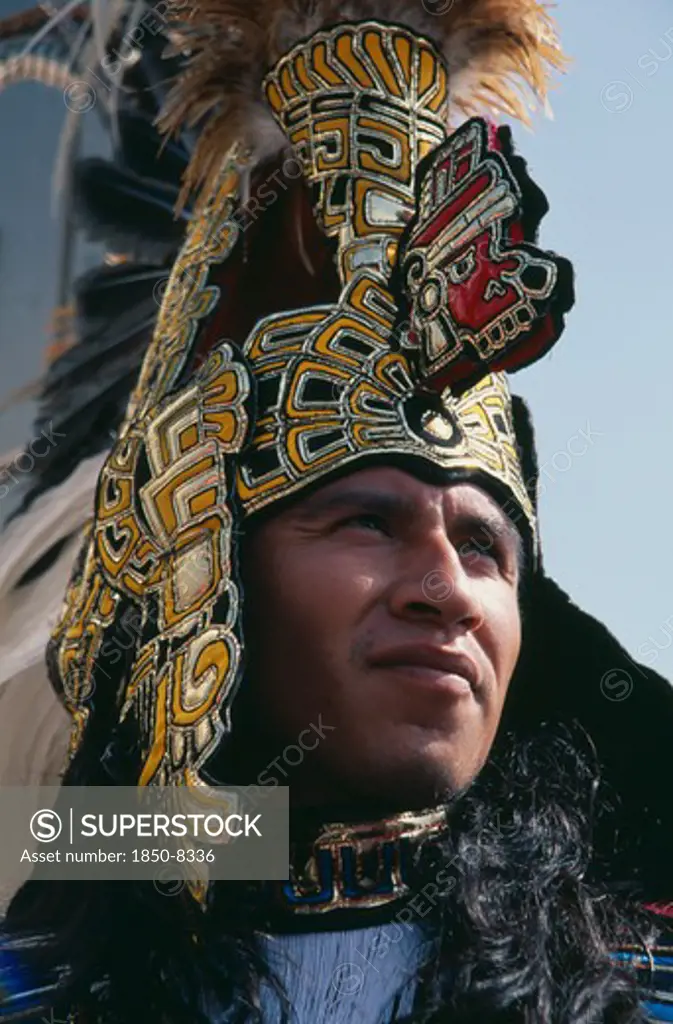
[387,530,484,635]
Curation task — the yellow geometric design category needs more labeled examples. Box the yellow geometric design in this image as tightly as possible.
[237,309,531,531]
[241,23,534,532]
[51,344,251,788]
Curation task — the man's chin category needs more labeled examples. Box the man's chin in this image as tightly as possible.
[324,750,471,813]
[282,729,485,813]
[371,769,459,811]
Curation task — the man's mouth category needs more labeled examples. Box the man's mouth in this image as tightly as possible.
[368,644,480,695]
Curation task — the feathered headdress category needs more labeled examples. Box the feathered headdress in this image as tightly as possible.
[47,0,576,803]
[162,0,565,202]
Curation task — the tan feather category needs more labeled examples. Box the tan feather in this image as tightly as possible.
[161,0,566,206]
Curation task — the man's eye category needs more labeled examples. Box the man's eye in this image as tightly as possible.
[460,535,500,563]
[337,514,390,535]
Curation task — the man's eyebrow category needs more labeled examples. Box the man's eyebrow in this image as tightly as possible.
[296,489,523,545]
[293,488,415,520]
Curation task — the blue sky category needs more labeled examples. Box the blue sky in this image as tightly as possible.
[510,0,673,680]
[0,0,672,677]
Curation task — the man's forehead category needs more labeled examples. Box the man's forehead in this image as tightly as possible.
[295,465,513,523]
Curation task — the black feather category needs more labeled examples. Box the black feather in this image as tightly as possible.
[72,158,187,261]
[9,262,169,520]
[115,109,190,188]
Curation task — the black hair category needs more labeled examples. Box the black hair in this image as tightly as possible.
[1,717,658,1024]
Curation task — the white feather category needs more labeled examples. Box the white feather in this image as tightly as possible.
[0,453,107,792]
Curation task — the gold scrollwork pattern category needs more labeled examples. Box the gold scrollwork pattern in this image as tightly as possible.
[50,150,249,781]
[265,21,449,275]
[238,307,532,529]
[51,342,252,787]
[118,345,250,787]
[282,807,448,914]
[49,526,123,760]
[239,23,534,534]
[262,22,449,400]
[126,155,243,421]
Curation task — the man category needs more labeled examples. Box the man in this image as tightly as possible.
[2,1,673,1022]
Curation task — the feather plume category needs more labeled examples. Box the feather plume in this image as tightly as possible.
[160,0,566,203]
[73,158,188,259]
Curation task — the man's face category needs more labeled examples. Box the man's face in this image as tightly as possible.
[240,466,523,809]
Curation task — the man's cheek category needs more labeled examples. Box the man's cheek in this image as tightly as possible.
[480,593,521,689]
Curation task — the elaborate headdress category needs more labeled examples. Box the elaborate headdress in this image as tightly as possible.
[33,0,673,909]
[48,0,569,783]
